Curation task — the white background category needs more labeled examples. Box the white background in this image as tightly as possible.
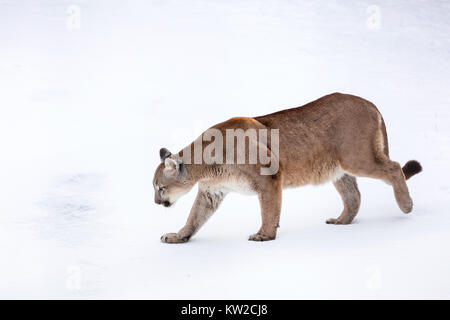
[0,0,449,299]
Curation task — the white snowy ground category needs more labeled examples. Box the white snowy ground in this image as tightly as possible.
[0,0,449,299]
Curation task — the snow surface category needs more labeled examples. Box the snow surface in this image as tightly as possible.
[0,0,449,299]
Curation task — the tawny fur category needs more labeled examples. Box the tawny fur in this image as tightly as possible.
[153,93,422,243]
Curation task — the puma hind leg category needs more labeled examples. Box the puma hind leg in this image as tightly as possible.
[340,114,414,214]
[327,174,361,225]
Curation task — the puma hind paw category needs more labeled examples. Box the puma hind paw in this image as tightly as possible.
[400,197,413,214]
[160,233,189,244]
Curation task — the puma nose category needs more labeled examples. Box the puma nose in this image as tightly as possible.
[155,198,161,205]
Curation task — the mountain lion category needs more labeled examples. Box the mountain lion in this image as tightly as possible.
[153,93,422,243]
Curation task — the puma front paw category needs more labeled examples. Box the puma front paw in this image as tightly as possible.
[248,233,275,241]
[160,233,189,244]
[326,217,352,225]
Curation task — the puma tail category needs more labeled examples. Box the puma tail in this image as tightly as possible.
[402,160,422,180]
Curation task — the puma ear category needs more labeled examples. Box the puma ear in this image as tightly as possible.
[164,157,182,176]
[160,148,172,162]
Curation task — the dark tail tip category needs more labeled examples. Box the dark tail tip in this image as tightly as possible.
[402,160,422,180]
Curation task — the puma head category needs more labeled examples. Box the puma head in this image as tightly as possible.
[153,148,195,207]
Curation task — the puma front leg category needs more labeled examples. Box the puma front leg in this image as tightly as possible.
[161,188,225,243]
[249,178,282,241]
